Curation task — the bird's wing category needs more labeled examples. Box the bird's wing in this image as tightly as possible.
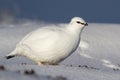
[19,27,62,53]
[20,27,60,43]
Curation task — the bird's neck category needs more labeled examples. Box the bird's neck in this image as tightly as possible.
[66,24,84,36]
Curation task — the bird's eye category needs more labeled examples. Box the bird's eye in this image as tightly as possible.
[76,21,81,24]
[76,21,85,25]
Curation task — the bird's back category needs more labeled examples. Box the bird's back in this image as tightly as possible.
[19,26,63,53]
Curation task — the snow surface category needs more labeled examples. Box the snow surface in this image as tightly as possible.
[0,21,120,80]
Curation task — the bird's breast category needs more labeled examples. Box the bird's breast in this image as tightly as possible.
[53,33,80,57]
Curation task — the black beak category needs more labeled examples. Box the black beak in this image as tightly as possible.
[85,23,88,26]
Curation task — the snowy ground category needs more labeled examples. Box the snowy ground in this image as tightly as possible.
[0,21,120,80]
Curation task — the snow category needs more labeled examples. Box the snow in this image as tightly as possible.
[0,21,120,80]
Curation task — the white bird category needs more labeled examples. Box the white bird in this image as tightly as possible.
[5,17,88,66]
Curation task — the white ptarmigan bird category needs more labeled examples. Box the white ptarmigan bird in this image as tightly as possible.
[6,17,88,65]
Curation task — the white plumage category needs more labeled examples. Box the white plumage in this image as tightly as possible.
[6,17,88,65]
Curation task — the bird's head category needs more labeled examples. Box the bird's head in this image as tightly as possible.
[70,17,88,28]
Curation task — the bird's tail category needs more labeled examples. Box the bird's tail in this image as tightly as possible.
[5,44,31,59]
[5,45,22,59]
[5,49,17,59]
[5,54,15,59]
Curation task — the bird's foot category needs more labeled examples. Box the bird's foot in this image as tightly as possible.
[36,62,42,66]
